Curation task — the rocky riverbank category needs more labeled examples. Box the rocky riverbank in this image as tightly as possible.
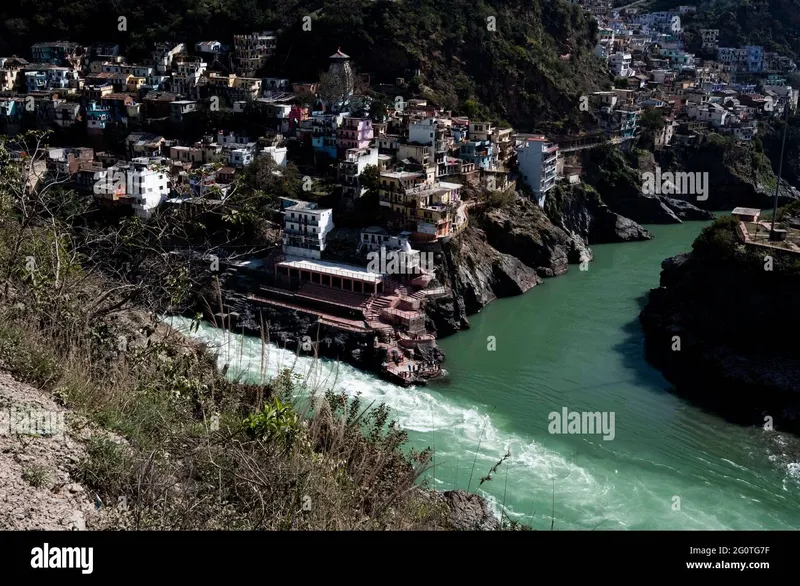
[639,216,800,434]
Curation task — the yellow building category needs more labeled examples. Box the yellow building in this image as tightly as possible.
[379,171,463,240]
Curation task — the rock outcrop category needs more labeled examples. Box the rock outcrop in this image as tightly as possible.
[549,183,653,243]
[426,195,590,335]
[441,489,501,531]
[639,218,800,434]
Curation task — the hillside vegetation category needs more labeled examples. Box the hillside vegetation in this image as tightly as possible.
[0,0,610,130]
[650,0,800,59]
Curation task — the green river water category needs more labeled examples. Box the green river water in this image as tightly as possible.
[167,219,800,529]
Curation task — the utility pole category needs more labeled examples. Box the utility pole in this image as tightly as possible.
[770,97,791,240]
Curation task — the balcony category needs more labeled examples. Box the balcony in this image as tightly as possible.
[286,218,319,227]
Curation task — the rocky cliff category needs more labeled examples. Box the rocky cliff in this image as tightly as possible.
[639,216,800,434]
[582,146,717,224]
[659,135,800,211]
[427,194,591,336]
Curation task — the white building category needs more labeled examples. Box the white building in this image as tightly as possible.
[127,159,170,218]
[339,145,379,199]
[94,159,170,218]
[359,226,414,252]
[228,147,254,167]
[517,136,559,208]
[282,201,334,260]
[409,117,440,145]
[152,43,186,74]
[195,41,223,55]
[634,12,682,34]
[262,146,288,168]
[610,52,632,77]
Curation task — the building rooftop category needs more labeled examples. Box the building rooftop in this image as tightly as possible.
[381,171,424,180]
[732,207,761,216]
[278,257,384,283]
[285,201,322,212]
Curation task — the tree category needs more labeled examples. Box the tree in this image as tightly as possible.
[318,71,351,113]
[360,164,380,194]
[640,109,666,132]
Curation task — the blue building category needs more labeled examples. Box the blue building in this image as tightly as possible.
[0,98,24,125]
[86,102,111,132]
[459,140,494,170]
[746,45,764,73]
[517,136,558,208]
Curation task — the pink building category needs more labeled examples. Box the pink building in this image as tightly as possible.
[288,105,309,133]
[337,117,373,156]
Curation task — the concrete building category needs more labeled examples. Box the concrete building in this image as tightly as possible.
[359,226,414,252]
[700,29,719,51]
[169,100,198,123]
[31,41,80,66]
[233,31,276,77]
[126,158,170,218]
[378,171,464,241]
[517,136,558,208]
[339,145,379,199]
[282,201,334,260]
[610,52,632,77]
[152,43,186,74]
[337,116,373,153]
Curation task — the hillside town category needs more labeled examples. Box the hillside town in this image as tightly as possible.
[0,5,796,384]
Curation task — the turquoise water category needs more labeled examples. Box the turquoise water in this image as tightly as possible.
[167,220,800,529]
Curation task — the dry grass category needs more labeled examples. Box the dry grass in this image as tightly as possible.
[0,297,459,530]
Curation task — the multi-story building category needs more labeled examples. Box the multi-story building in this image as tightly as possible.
[459,139,494,170]
[746,45,764,73]
[171,57,207,98]
[311,111,347,160]
[203,72,262,105]
[24,65,79,92]
[94,158,170,217]
[610,52,632,77]
[699,29,719,51]
[262,77,290,94]
[517,136,558,208]
[633,12,682,35]
[31,41,80,66]
[86,101,112,132]
[359,226,414,253]
[233,31,276,77]
[378,171,463,241]
[169,100,199,123]
[339,145,379,199]
[152,42,186,74]
[282,201,334,260]
[0,57,28,92]
[125,158,170,218]
[88,44,120,62]
[409,117,443,146]
[336,116,373,154]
